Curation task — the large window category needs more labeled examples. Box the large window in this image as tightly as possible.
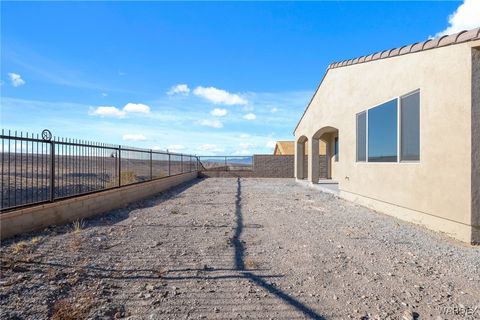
[368,99,398,162]
[356,90,420,163]
[356,112,366,161]
[400,91,420,161]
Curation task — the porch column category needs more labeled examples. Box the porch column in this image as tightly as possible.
[308,138,319,184]
[295,140,305,179]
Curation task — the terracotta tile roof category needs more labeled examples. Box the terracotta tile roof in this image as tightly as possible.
[328,28,480,70]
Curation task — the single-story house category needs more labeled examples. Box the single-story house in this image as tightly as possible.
[294,28,480,244]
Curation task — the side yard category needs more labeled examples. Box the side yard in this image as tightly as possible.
[1,177,479,319]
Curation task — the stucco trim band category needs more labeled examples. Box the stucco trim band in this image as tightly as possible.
[0,172,198,240]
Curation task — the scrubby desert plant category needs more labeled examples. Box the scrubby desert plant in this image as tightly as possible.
[72,219,85,233]
[244,259,258,270]
[12,241,28,254]
[30,236,42,245]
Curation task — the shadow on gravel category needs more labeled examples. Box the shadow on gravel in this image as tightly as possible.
[233,177,326,320]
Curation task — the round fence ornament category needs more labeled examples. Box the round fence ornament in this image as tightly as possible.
[41,129,52,141]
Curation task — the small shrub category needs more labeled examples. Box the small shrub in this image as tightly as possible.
[51,293,95,320]
[12,241,28,254]
[244,259,258,270]
[72,219,85,233]
[31,236,42,245]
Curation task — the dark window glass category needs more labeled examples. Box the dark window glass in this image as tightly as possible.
[356,112,366,161]
[400,92,420,161]
[368,99,398,162]
[334,137,339,162]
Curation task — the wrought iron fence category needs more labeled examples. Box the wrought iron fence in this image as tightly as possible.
[198,156,253,171]
[0,129,199,212]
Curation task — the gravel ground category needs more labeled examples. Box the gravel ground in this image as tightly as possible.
[1,177,479,320]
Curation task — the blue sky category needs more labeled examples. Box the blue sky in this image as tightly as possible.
[0,1,475,155]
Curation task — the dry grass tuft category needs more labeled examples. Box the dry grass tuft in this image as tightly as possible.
[30,236,42,245]
[244,259,258,270]
[12,241,29,254]
[51,292,96,320]
[72,219,85,234]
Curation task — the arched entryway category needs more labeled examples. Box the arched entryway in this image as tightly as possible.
[295,136,308,179]
[309,126,339,183]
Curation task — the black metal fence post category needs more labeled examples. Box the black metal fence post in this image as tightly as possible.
[49,141,55,202]
[149,149,153,180]
[118,145,122,187]
[224,156,227,171]
[181,154,183,173]
[168,154,171,176]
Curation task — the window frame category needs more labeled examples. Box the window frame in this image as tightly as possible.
[399,90,421,163]
[356,111,367,162]
[355,89,420,164]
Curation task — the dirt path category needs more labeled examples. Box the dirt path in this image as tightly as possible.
[1,177,479,319]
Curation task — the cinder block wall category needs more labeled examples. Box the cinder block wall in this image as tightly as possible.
[302,155,328,179]
[199,155,295,178]
[1,172,198,240]
[253,155,294,178]
[200,155,328,178]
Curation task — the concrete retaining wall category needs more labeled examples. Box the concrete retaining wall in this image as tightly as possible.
[0,172,198,240]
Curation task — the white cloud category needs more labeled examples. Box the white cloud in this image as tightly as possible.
[118,71,126,76]
[167,144,185,152]
[197,144,225,154]
[233,149,251,156]
[122,133,147,141]
[239,133,251,138]
[167,84,190,96]
[90,102,150,118]
[270,107,278,113]
[198,119,224,128]
[152,146,163,151]
[89,106,126,118]
[243,113,257,120]
[210,108,228,117]
[8,73,26,87]
[240,142,256,149]
[101,92,108,97]
[435,0,480,37]
[266,141,277,149]
[193,86,248,105]
[123,102,150,114]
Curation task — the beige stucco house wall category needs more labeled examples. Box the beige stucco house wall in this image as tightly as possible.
[294,28,480,244]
